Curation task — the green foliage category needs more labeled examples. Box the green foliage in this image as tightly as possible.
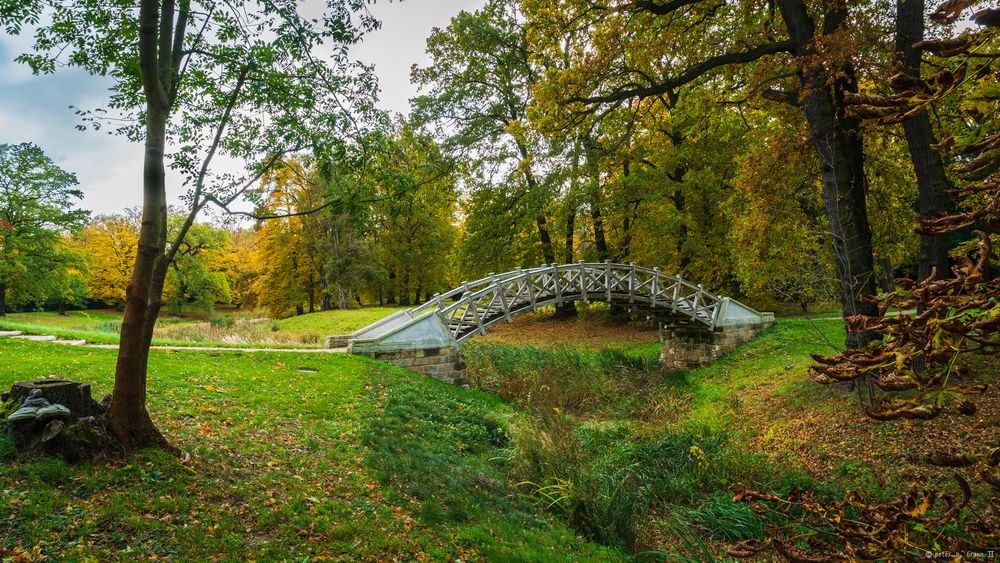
[164,214,233,317]
[0,398,17,460]
[689,500,764,542]
[0,142,89,313]
[466,342,686,421]
[361,368,514,524]
[413,0,562,275]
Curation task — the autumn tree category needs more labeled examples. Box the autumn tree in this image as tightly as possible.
[369,123,458,306]
[162,214,232,317]
[81,213,141,309]
[412,0,573,314]
[1,0,379,449]
[526,0,885,347]
[0,142,88,316]
[211,228,259,310]
[253,161,323,319]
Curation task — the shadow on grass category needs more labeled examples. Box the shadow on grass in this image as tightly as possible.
[359,365,621,561]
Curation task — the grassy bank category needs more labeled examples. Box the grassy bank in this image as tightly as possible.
[3,315,994,559]
[0,338,617,560]
[465,317,998,556]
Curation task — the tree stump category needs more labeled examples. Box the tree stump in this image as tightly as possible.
[5,379,103,421]
[4,380,110,459]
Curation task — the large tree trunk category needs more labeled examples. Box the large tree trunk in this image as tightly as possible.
[107,101,171,451]
[778,0,880,349]
[105,0,176,451]
[0,283,6,316]
[564,208,576,263]
[896,0,952,281]
[670,188,690,273]
[591,201,610,260]
[518,141,575,318]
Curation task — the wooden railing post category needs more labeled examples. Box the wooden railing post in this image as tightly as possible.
[651,267,660,308]
[672,276,682,313]
[604,260,612,302]
[692,284,703,321]
[552,263,562,304]
[524,268,538,312]
[629,262,636,303]
[491,273,512,323]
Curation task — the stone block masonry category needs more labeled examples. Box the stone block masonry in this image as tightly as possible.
[660,321,776,370]
[351,346,469,386]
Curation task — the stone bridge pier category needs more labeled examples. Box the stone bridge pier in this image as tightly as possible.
[348,343,469,386]
[659,318,775,370]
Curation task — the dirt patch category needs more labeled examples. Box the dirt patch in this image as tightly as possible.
[478,311,661,349]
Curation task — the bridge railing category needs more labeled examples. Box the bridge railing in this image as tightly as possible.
[411,261,724,343]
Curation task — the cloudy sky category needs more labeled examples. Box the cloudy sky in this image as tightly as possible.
[0,0,485,215]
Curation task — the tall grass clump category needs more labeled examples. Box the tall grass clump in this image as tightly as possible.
[94,320,122,334]
[467,342,822,553]
[465,343,690,422]
[506,414,809,551]
[0,399,17,462]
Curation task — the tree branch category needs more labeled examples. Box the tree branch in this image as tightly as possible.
[567,40,796,106]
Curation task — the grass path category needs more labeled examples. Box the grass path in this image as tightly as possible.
[0,307,409,349]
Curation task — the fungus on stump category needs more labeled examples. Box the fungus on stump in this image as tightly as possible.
[5,379,104,421]
[3,379,110,461]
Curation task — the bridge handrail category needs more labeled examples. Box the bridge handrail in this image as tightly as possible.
[412,262,721,313]
[409,262,725,342]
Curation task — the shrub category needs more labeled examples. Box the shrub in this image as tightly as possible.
[689,500,764,542]
[94,320,122,334]
[0,432,14,462]
[208,316,235,329]
[465,343,687,422]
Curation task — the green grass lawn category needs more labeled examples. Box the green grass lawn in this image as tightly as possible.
[0,307,408,349]
[3,316,992,559]
[273,307,410,339]
[0,339,619,561]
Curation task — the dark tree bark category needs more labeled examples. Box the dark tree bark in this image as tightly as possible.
[308,273,315,314]
[400,272,411,306]
[879,256,896,294]
[517,141,575,317]
[0,283,6,316]
[778,0,880,348]
[669,188,690,273]
[386,271,397,305]
[591,201,610,260]
[896,0,952,280]
[564,209,576,263]
[106,0,185,451]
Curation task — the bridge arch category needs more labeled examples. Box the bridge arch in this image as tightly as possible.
[337,262,772,350]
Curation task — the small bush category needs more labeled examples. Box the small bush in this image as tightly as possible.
[466,343,685,421]
[0,431,14,462]
[95,320,122,334]
[208,316,235,329]
[35,457,69,483]
[689,500,764,541]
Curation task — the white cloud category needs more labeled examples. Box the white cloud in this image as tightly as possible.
[0,0,488,215]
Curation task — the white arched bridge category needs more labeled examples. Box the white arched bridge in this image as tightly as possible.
[333,262,774,363]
